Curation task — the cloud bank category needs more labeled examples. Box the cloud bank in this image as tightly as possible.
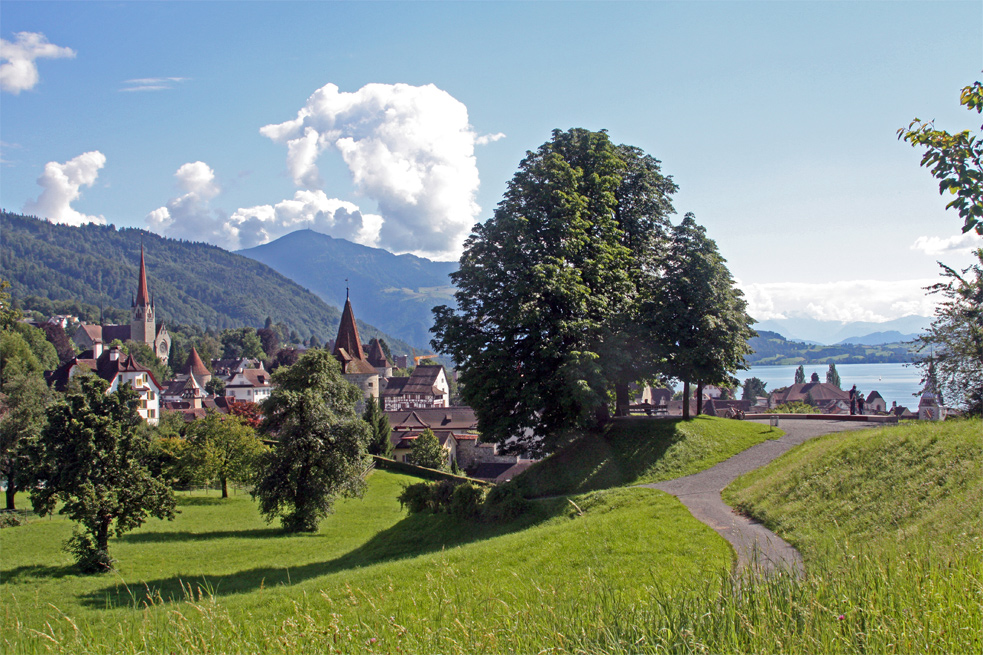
[0,32,75,94]
[23,151,107,226]
[228,191,383,250]
[258,82,496,259]
[145,161,230,244]
[741,278,939,323]
[910,231,980,256]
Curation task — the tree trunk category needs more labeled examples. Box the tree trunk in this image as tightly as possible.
[5,484,16,511]
[696,381,704,416]
[682,381,691,420]
[96,517,111,554]
[615,383,631,417]
[221,476,229,498]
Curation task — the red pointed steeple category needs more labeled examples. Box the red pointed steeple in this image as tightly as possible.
[333,296,365,361]
[135,245,150,307]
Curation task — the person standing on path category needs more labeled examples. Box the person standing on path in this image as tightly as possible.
[849,385,857,415]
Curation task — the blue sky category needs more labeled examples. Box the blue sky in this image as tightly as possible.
[1,1,980,324]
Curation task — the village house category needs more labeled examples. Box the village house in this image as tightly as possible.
[768,382,850,410]
[72,246,171,365]
[384,407,533,477]
[46,342,163,425]
[382,365,450,411]
[162,347,213,403]
[865,390,887,414]
[225,364,272,404]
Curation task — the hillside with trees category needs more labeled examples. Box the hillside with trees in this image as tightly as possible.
[746,330,917,365]
[0,211,412,353]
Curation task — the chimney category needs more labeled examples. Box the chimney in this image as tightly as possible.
[93,339,104,358]
[109,346,121,362]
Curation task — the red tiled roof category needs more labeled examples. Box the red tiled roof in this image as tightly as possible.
[333,297,364,361]
[182,347,210,379]
[366,338,389,368]
[770,383,850,405]
[386,406,477,431]
[382,365,445,397]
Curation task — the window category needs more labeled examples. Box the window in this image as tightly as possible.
[148,409,156,418]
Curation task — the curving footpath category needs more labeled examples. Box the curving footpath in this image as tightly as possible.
[640,419,881,575]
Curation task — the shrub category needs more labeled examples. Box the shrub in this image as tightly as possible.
[483,483,530,522]
[451,482,485,519]
[398,482,434,514]
[65,529,114,573]
[431,479,457,510]
[0,512,24,528]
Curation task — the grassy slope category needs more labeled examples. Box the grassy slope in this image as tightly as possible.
[723,419,982,559]
[1,470,731,654]
[514,416,782,498]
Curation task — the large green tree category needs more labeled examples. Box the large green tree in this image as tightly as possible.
[645,214,755,419]
[253,350,370,532]
[899,81,983,236]
[826,362,842,389]
[742,376,767,402]
[0,371,50,509]
[29,374,175,571]
[432,129,672,454]
[182,412,266,498]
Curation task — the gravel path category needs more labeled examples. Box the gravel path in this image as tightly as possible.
[640,418,880,575]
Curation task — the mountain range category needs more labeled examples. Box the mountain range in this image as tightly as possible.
[238,229,457,349]
[753,315,931,346]
[0,211,414,354]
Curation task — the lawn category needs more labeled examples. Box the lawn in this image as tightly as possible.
[4,418,978,654]
[1,470,731,654]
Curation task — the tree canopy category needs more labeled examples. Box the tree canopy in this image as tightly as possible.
[182,412,266,498]
[253,349,370,532]
[432,128,752,452]
[29,374,175,571]
[899,81,983,236]
[410,428,447,470]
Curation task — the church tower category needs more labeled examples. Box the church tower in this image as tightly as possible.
[131,245,156,346]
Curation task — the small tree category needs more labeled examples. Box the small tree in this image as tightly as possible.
[363,397,393,457]
[182,412,266,498]
[794,365,806,385]
[826,363,842,389]
[29,374,175,571]
[742,377,767,401]
[204,377,226,396]
[253,350,369,532]
[411,428,447,470]
[810,372,820,383]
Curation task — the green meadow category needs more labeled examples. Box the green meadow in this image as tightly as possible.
[2,416,980,653]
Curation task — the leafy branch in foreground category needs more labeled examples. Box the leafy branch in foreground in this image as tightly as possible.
[899,81,983,236]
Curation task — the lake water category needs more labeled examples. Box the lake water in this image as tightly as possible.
[673,362,926,409]
[742,363,925,410]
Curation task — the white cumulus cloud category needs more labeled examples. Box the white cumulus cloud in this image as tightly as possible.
[910,232,980,256]
[740,279,939,323]
[145,161,231,245]
[259,82,496,260]
[228,191,383,250]
[0,32,75,94]
[23,151,106,226]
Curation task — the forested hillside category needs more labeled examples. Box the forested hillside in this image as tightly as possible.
[0,211,412,351]
[747,330,917,365]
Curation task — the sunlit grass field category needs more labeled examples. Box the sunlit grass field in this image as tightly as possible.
[2,417,980,653]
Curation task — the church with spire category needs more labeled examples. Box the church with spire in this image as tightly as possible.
[331,291,388,403]
[72,245,172,365]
